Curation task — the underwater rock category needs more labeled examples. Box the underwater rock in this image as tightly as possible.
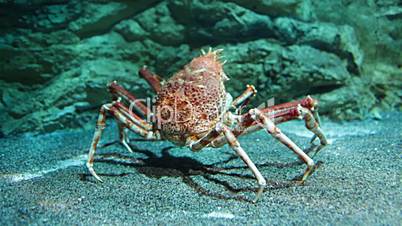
[0,40,78,84]
[168,0,362,74]
[168,0,274,44]
[134,2,186,45]
[317,79,377,120]
[67,0,163,39]
[67,1,127,37]
[273,17,363,74]
[224,0,315,21]
[312,0,402,66]
[114,19,149,42]
[0,0,400,135]
[218,40,350,103]
[0,59,148,135]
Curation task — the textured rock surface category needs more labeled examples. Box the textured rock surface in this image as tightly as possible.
[0,0,401,136]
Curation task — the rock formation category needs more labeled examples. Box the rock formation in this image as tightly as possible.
[0,0,400,136]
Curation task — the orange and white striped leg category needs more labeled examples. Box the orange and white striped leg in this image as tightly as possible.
[188,129,221,151]
[249,108,315,183]
[231,85,257,109]
[217,124,267,203]
[118,123,133,153]
[138,66,162,93]
[87,103,112,182]
[299,106,328,157]
[87,103,157,182]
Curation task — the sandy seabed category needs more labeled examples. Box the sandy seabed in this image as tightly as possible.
[0,112,401,225]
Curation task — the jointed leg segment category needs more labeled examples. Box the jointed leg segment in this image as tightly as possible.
[108,81,151,117]
[189,123,267,202]
[249,108,316,183]
[298,106,328,157]
[191,97,328,200]
[232,85,257,114]
[217,124,267,203]
[87,103,111,182]
[86,100,157,182]
[118,123,133,153]
[138,66,162,93]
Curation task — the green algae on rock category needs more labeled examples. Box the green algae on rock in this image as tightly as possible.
[0,0,401,136]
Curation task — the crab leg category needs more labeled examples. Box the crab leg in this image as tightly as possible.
[87,103,112,182]
[108,106,154,138]
[261,95,317,114]
[189,122,267,202]
[108,81,151,117]
[254,101,328,155]
[209,107,301,148]
[87,102,157,182]
[211,96,327,151]
[139,66,162,93]
[189,129,221,151]
[231,85,257,109]
[109,100,152,151]
[249,108,315,183]
[113,101,152,131]
[298,107,328,157]
[217,124,267,203]
[118,123,133,153]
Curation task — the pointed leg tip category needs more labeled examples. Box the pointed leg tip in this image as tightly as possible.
[253,192,263,203]
[93,173,104,183]
[121,141,134,153]
[253,184,265,203]
[87,165,104,182]
[126,146,134,153]
[253,194,263,204]
[300,167,315,183]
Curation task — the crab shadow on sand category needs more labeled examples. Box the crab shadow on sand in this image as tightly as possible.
[80,139,323,203]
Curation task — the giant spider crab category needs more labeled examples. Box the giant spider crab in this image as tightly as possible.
[87,48,328,202]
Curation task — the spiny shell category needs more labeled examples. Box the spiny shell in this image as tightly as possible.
[155,50,229,146]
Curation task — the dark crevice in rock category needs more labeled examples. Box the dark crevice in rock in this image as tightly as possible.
[386,13,402,20]
[300,39,360,75]
[307,84,344,95]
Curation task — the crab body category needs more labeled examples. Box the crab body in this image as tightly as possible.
[155,52,231,146]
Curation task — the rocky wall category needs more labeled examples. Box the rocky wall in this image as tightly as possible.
[0,0,401,136]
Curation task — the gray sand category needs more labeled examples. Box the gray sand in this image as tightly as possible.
[0,112,401,225]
